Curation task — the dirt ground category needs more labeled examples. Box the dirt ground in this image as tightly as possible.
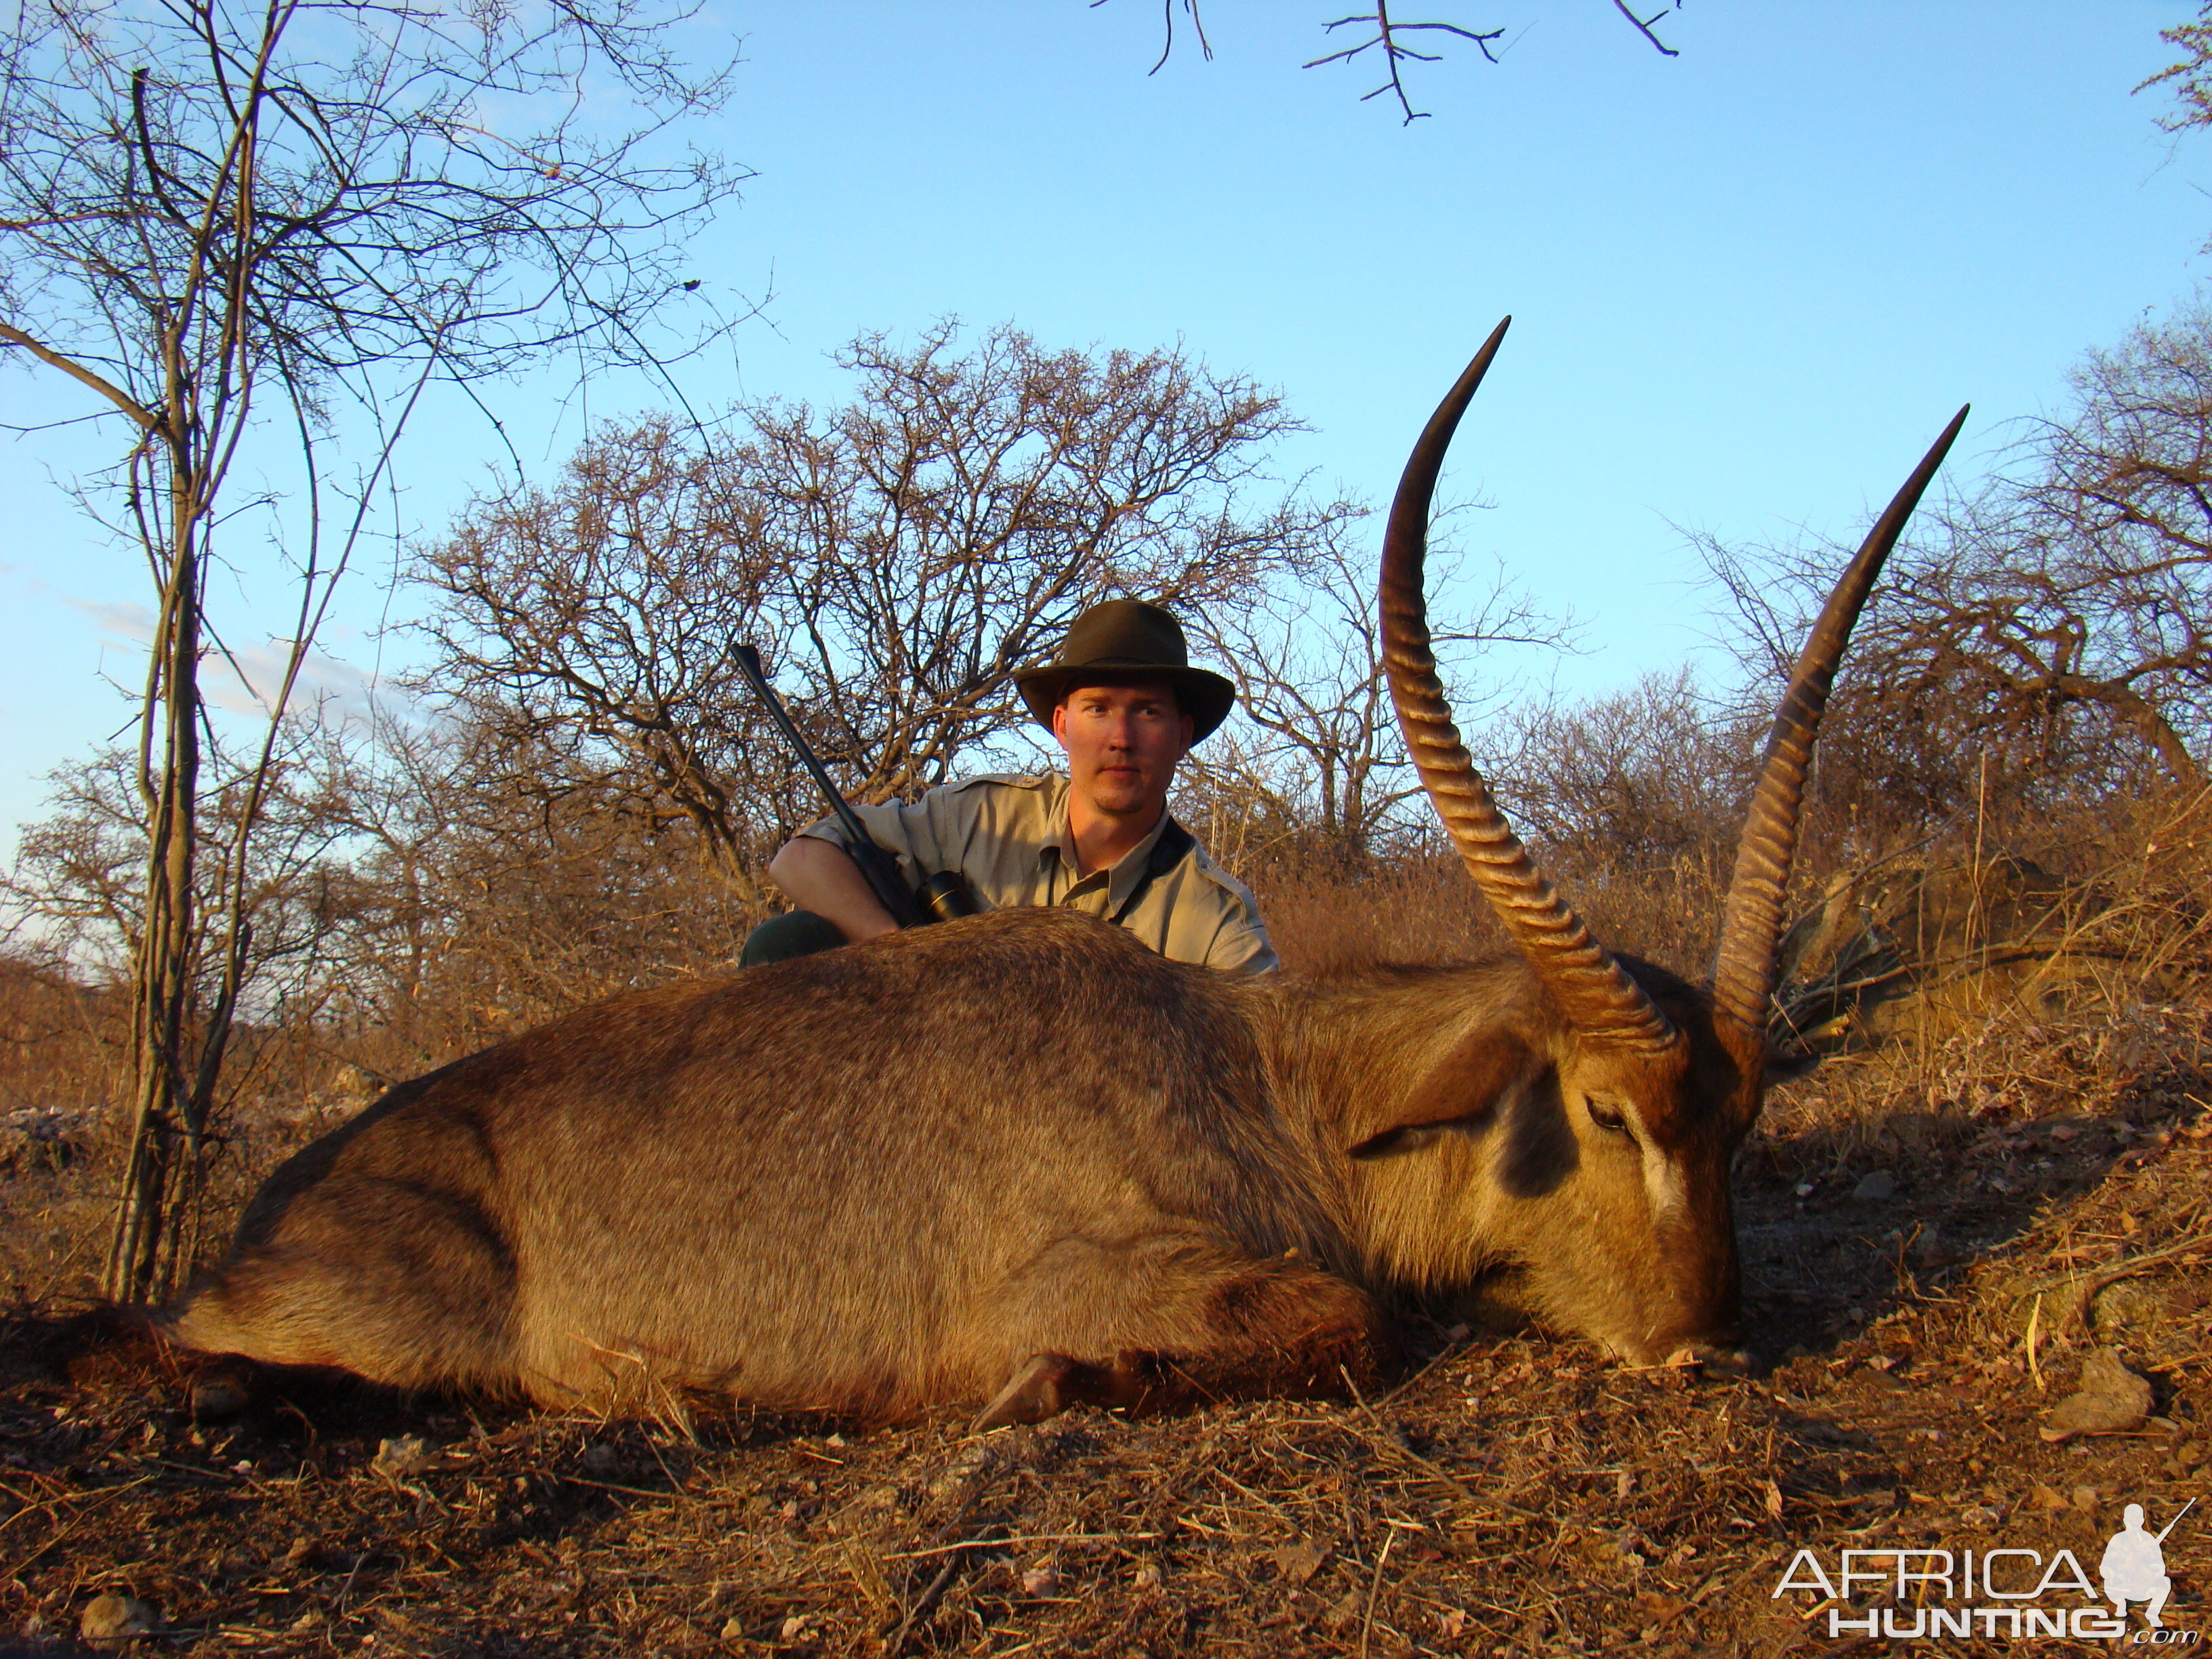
[1,1065,2208,1656]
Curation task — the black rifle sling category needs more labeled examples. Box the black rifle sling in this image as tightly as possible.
[1111,816,1197,926]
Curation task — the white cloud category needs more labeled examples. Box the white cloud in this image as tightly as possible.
[61,597,411,726]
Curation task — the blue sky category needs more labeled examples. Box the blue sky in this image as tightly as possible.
[3,1,2207,852]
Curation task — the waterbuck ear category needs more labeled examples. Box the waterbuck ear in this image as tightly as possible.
[1344,1027,1540,1162]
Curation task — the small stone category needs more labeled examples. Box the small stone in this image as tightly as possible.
[779,1614,811,1640]
[81,1594,157,1643]
[1020,1565,1058,1596]
[371,1435,430,1479]
[579,1442,621,1475]
[2041,1349,2152,1441]
[925,1446,992,1503]
[1271,1539,1328,1584]
[719,1614,746,1639]
[1852,1170,1897,1202]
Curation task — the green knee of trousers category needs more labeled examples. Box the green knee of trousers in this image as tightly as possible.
[740,909,850,968]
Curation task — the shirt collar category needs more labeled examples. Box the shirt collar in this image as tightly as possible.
[1039,773,1175,909]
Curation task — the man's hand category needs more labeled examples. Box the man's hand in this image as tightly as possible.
[766,836,901,943]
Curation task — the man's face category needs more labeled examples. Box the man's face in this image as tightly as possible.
[1051,678,1194,821]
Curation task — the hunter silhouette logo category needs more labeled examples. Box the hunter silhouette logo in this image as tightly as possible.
[1772,1493,2198,1643]
[2105,1499,2194,1631]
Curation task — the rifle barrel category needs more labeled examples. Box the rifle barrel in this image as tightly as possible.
[2155,1494,2196,1545]
[732,642,928,930]
[731,644,875,849]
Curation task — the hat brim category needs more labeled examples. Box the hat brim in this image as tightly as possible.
[1012,661,1236,743]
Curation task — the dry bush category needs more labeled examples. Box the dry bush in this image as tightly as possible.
[0,949,123,1118]
[1254,852,1504,972]
[1743,787,2211,1188]
[1254,771,2209,1191]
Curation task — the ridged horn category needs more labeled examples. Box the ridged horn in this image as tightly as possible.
[1710,406,1971,1042]
[1381,320,1676,1052]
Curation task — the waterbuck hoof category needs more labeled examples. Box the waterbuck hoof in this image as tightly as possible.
[1662,1343,1757,1378]
[188,1361,260,1422]
[974,1353,1080,1430]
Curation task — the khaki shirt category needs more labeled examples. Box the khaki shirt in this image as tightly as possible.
[799,773,1278,975]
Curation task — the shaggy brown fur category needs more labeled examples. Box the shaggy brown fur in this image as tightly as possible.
[165,907,1755,1420]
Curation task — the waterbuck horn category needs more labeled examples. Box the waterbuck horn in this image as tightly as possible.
[1709,406,1971,1052]
[1380,319,1676,1051]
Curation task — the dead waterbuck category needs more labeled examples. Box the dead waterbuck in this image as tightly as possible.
[163,321,1966,1425]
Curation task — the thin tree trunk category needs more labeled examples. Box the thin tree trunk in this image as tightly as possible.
[104,462,205,1303]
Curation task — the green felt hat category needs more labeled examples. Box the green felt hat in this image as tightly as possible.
[1012,600,1236,743]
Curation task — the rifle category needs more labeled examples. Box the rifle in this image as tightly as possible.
[732,643,979,928]
[2155,1495,2196,1545]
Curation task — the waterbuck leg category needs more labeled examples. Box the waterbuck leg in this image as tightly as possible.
[161,1189,521,1397]
[971,1246,1393,1429]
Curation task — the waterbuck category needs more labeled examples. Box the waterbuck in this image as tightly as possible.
[163,321,1965,1425]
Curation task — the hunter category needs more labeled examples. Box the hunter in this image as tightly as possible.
[750,599,1278,975]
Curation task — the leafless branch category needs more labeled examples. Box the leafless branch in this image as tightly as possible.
[1306,6,1502,122]
[1088,0,1215,75]
[1611,0,1681,59]
[1095,2,1683,122]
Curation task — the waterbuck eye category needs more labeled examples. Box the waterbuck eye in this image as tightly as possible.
[1586,1100,1632,1136]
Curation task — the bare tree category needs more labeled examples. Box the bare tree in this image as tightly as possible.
[416,321,1355,909]
[1187,533,1570,872]
[1707,308,2212,829]
[0,0,744,1298]
[1889,315,2212,788]
[4,725,366,1263]
[1488,668,1750,876]
[300,708,749,1078]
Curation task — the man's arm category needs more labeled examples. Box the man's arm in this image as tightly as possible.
[766,836,900,943]
[1207,922,1280,976]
